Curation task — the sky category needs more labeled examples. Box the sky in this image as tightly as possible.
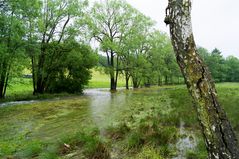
[126,0,239,58]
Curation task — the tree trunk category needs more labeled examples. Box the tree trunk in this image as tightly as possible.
[31,55,37,95]
[36,44,46,94]
[0,78,5,98]
[132,77,139,89]
[125,74,130,90]
[109,50,117,91]
[158,76,162,86]
[0,61,8,98]
[165,0,239,158]
[165,75,168,85]
[110,76,115,90]
[3,65,10,97]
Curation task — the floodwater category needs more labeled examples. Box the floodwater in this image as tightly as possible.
[0,87,197,157]
[173,120,197,159]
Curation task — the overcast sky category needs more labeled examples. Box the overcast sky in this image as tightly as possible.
[126,0,239,58]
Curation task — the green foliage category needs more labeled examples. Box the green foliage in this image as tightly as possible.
[225,56,239,82]
[46,42,98,93]
[0,0,28,97]
[198,47,239,82]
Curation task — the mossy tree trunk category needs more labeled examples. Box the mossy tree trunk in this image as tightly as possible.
[165,0,239,158]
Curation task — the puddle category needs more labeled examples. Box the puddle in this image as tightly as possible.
[173,120,197,159]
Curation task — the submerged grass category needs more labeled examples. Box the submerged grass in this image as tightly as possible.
[13,127,110,159]
[0,83,238,158]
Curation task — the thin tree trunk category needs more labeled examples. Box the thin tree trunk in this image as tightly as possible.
[0,61,8,98]
[115,55,119,90]
[132,77,139,89]
[0,76,5,98]
[110,50,116,91]
[36,44,46,94]
[158,76,162,86]
[3,64,11,97]
[165,0,239,158]
[165,75,168,85]
[126,78,129,89]
[31,56,37,95]
[125,73,129,90]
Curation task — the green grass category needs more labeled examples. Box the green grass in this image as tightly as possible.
[7,78,33,96]
[0,82,239,158]
[87,68,126,88]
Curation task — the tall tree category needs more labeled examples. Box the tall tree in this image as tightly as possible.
[21,0,41,94]
[225,56,239,82]
[0,0,25,98]
[208,48,227,82]
[165,0,239,158]
[34,0,87,94]
[120,12,154,89]
[87,0,138,91]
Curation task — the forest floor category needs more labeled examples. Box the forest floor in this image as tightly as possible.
[0,83,239,158]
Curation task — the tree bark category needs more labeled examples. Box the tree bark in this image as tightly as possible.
[109,50,117,91]
[165,0,239,158]
[36,44,46,94]
[132,77,140,89]
[165,75,168,85]
[125,74,130,90]
[0,61,8,98]
[158,76,162,86]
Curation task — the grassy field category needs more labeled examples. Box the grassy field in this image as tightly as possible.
[87,68,126,88]
[4,69,126,100]
[0,83,238,158]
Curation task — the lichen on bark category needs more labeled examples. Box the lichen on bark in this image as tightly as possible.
[165,0,239,158]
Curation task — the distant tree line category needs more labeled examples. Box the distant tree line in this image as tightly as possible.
[198,47,239,82]
[87,0,182,90]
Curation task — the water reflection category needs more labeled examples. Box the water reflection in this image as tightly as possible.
[85,89,129,133]
[173,120,197,159]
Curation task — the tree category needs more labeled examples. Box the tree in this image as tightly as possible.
[21,0,41,94]
[33,0,88,94]
[87,0,139,91]
[225,56,239,82]
[119,12,154,89]
[198,47,228,83]
[165,0,239,158]
[147,31,181,86]
[0,0,26,98]
[46,41,98,93]
[208,48,227,82]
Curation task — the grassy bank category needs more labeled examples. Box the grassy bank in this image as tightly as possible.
[2,69,126,102]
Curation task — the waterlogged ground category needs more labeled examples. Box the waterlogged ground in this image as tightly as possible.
[0,83,239,158]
